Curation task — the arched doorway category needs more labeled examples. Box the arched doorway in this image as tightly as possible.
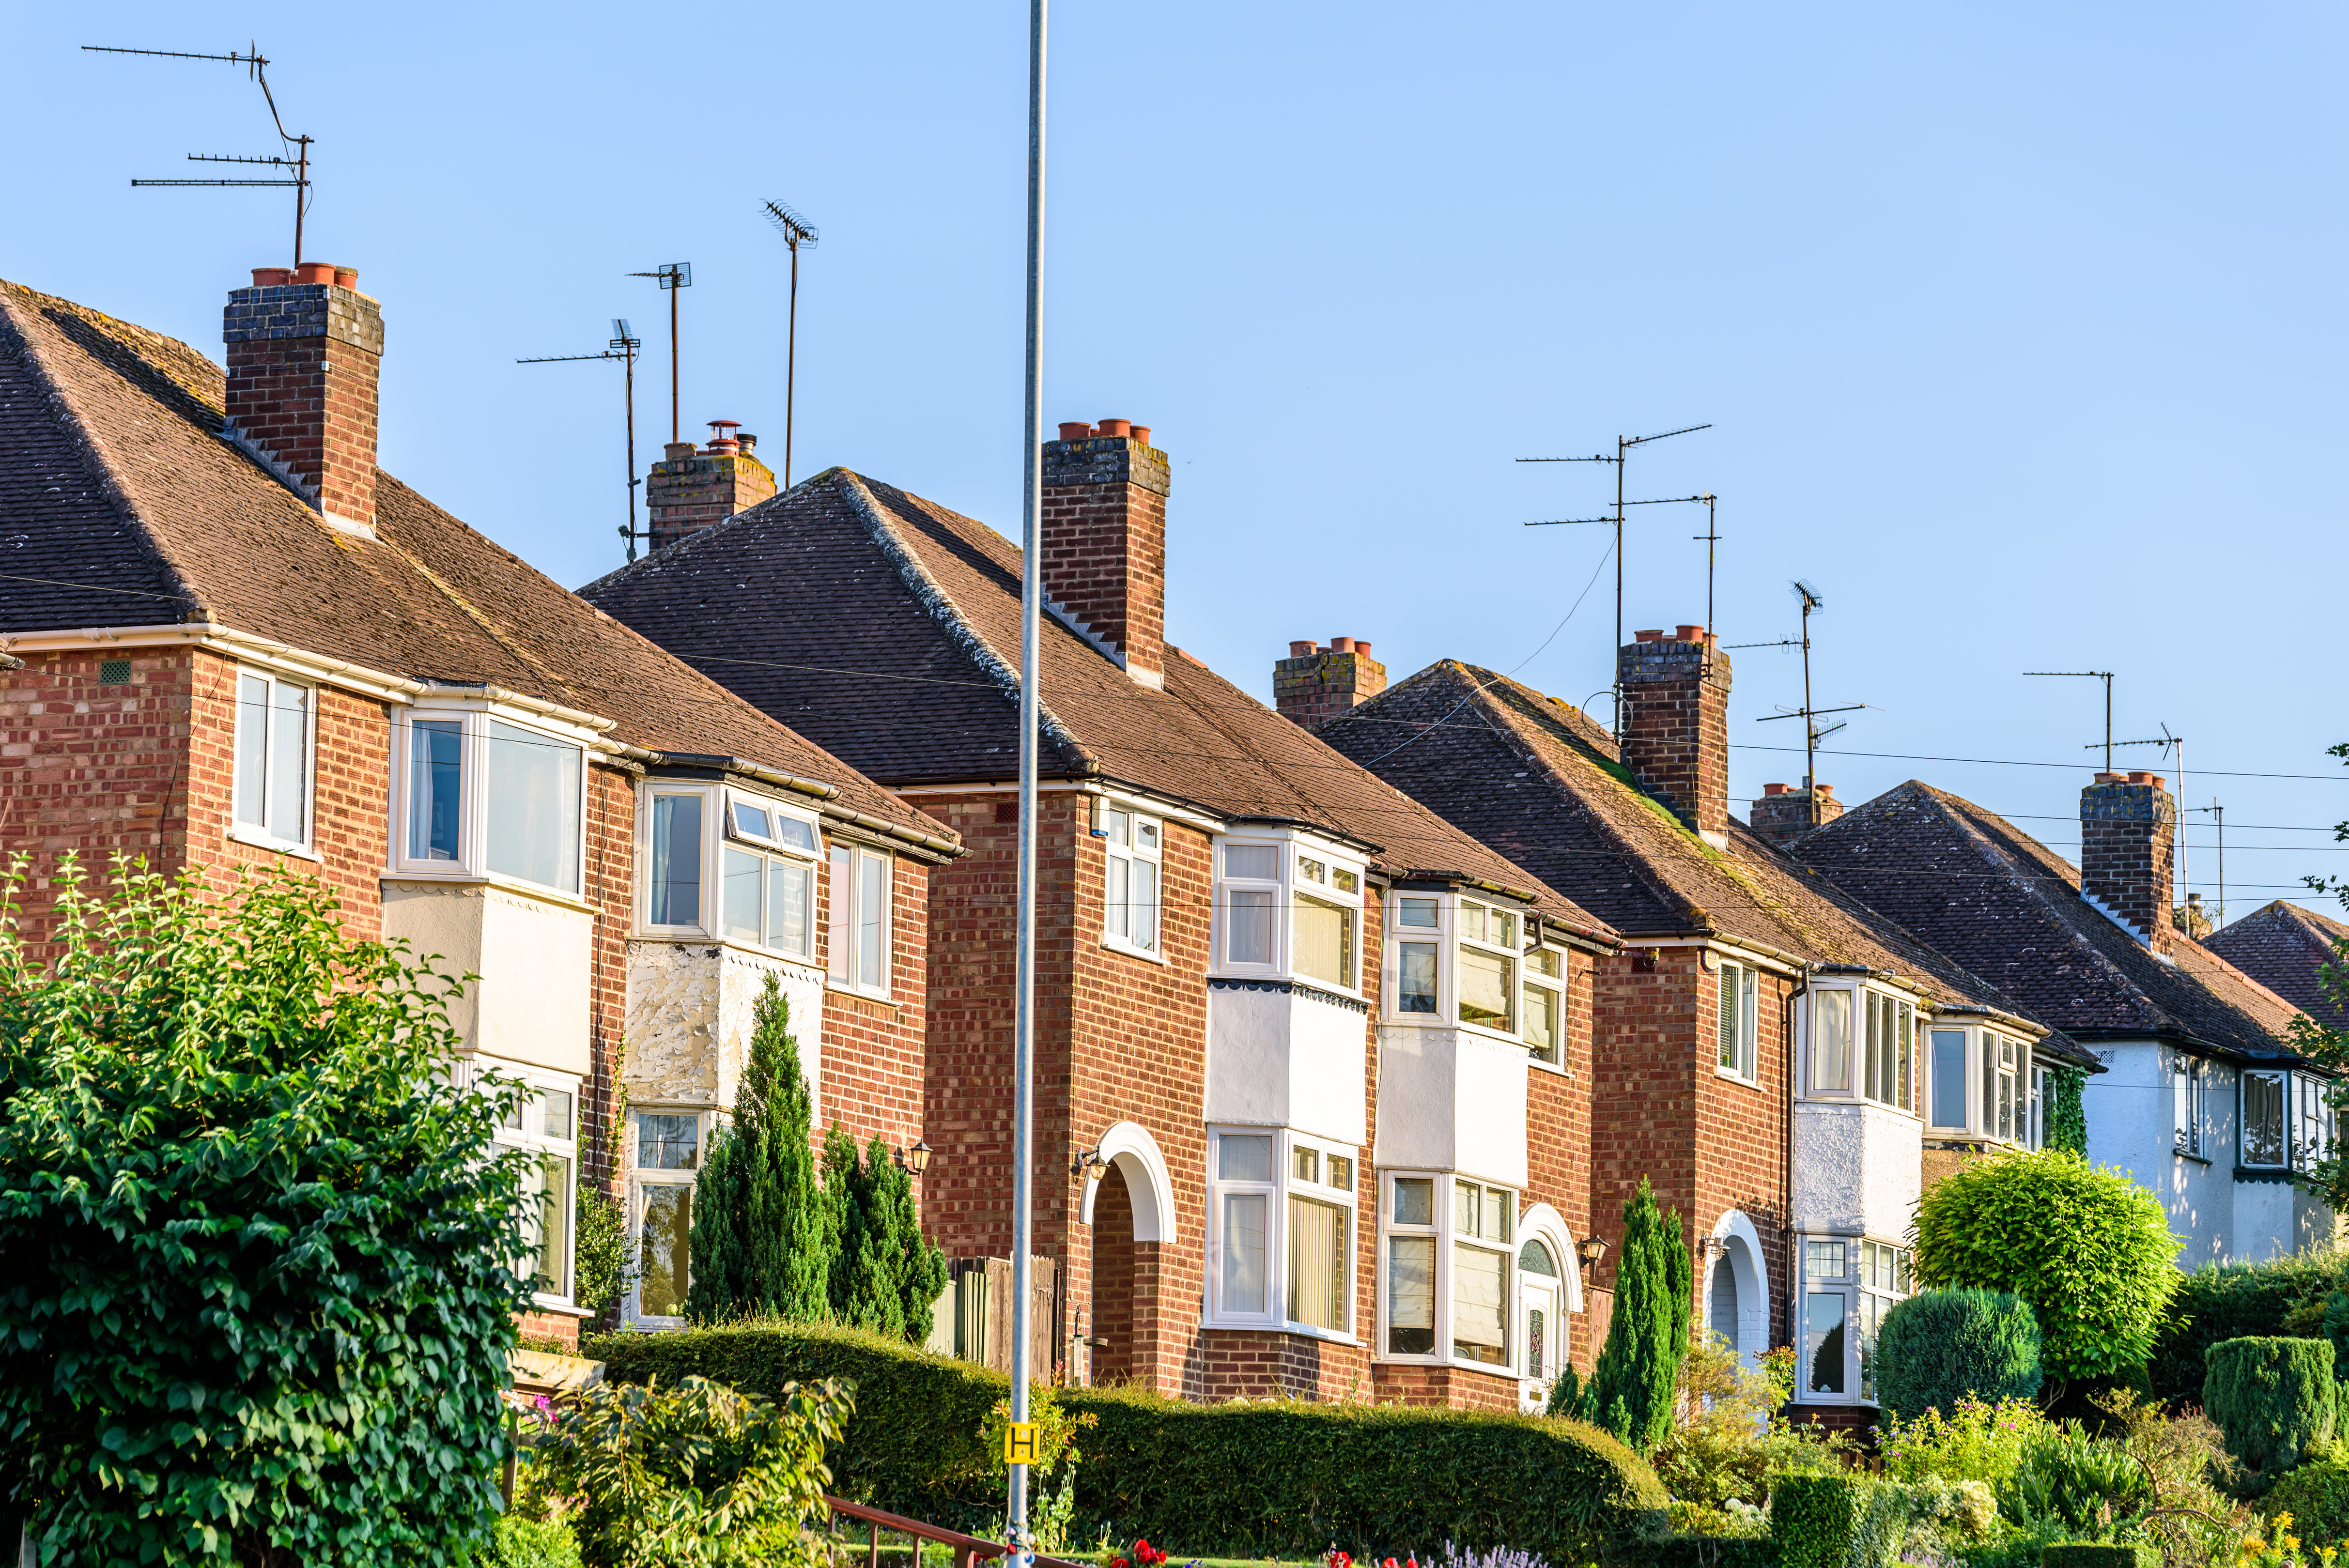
[1518,1237,1564,1413]
[1703,1209,1770,1373]
[1079,1122,1176,1391]
[1088,1162,1138,1385]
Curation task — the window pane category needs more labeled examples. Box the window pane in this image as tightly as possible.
[487,721,581,893]
[640,1184,692,1317]
[1387,1235,1436,1353]
[768,860,810,956]
[1298,855,1326,884]
[1461,903,1487,943]
[650,795,704,926]
[1219,1134,1273,1183]
[772,815,816,852]
[722,847,763,942]
[541,1088,574,1141]
[1519,1239,1559,1277]
[1399,943,1438,1013]
[1392,1176,1435,1227]
[1102,808,1129,846]
[1485,1189,1512,1244]
[1494,910,1517,948]
[1225,843,1278,879]
[1717,963,1742,1071]
[2245,1072,2287,1166]
[1328,1154,1353,1191]
[1459,947,1514,1030]
[1865,994,1882,1101]
[1453,1244,1507,1364]
[1811,990,1853,1092]
[1132,859,1159,952]
[1229,890,1275,965]
[1136,818,1159,853]
[235,674,269,828]
[1294,894,1353,987]
[1398,896,1439,929]
[1287,1195,1347,1332]
[1106,854,1130,940]
[1333,868,1360,893]
[1931,1030,1967,1127]
[1294,1146,1320,1183]
[1530,948,1562,979]
[1899,1003,1915,1109]
[858,854,887,987]
[636,1112,699,1170]
[1454,1181,1479,1236]
[1998,1067,2014,1141]
[1981,1038,1996,1136]
[521,1152,571,1296]
[1806,1239,1847,1277]
[1741,968,1759,1078]
[1804,1293,1847,1395]
[269,681,308,843]
[1528,1307,1546,1380]
[1222,1193,1268,1314]
[409,720,464,861]
[1524,983,1561,1064]
[733,800,773,840]
[828,845,852,983]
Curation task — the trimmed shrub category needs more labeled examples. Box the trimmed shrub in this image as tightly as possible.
[587,1321,1669,1558]
[1914,1148,2182,1380]
[1642,1540,1777,1568]
[823,1124,948,1341]
[1577,1177,1693,1454]
[2039,1547,2158,1568]
[2151,1251,2349,1405]
[1769,1476,1863,1568]
[2205,1337,2339,1478]
[1874,1289,2043,1421]
[479,1512,585,1568]
[2264,1444,2349,1546]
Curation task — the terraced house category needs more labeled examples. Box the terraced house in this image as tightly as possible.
[1303,631,2094,1424]
[0,266,958,1347]
[583,421,1623,1411]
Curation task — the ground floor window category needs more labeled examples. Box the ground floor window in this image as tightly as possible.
[630,1109,705,1323]
[1379,1170,1520,1372]
[493,1071,582,1307]
[1206,1127,1358,1336]
[1799,1233,1913,1403]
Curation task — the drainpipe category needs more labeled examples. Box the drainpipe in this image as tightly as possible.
[1782,967,1809,1369]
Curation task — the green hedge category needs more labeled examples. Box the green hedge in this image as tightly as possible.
[2151,1253,2349,1405]
[2205,1337,2338,1478]
[2040,1545,2157,1568]
[1768,1477,1861,1568]
[1873,1289,2043,1421]
[1635,1540,1777,1568]
[2265,1445,2349,1547]
[587,1322,1669,1557]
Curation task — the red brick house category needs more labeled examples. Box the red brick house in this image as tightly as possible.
[1304,635,2091,1419]
[582,423,1622,1410]
[0,268,958,1347]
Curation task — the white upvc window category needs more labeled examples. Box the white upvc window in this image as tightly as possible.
[2028,1062,2051,1150]
[2299,1074,2334,1171]
[1923,1023,2030,1143]
[1862,992,1916,1112]
[2242,1069,2336,1173]
[1716,959,1758,1081]
[393,707,585,895]
[1213,834,1365,993]
[722,792,819,960]
[1098,802,1163,956]
[232,668,312,851]
[1205,1127,1359,1337]
[629,1107,706,1326]
[828,843,894,997]
[494,1069,582,1308]
[1378,1170,1518,1371]
[1799,1236,1855,1402]
[2173,1053,2206,1157]
[1856,1239,1914,1403]
[1808,987,1856,1095]
[1524,947,1568,1069]
[1383,891,1541,1042]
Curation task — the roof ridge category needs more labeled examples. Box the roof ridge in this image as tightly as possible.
[0,289,212,623]
[830,469,1096,774]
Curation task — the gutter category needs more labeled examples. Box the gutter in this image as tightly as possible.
[624,745,964,861]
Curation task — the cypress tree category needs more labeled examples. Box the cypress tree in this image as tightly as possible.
[685,976,830,1321]
[824,1127,950,1341]
[1576,1178,1693,1453]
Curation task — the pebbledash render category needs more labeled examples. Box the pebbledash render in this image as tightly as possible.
[1304,634,2095,1425]
[0,266,960,1349]
[583,421,1622,1411]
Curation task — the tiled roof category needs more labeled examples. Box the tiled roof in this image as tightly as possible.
[2204,901,2349,1030]
[0,278,944,844]
[1312,659,2077,1052]
[1791,780,2303,1060]
[578,470,1614,940]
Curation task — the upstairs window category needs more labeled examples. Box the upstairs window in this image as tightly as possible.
[828,845,893,997]
[232,670,311,849]
[1815,988,1919,1112]
[1925,1024,2037,1143]
[647,792,705,927]
[1809,989,1854,1094]
[1982,1033,2019,1142]
[1931,1028,1968,1130]
[1456,900,1516,1033]
[1215,836,1364,991]
[1716,960,1758,1081]
[1525,947,1567,1067]
[723,794,817,959]
[487,721,583,894]
[408,719,464,862]
[395,708,585,895]
[2243,1069,2335,1173]
[1222,844,1281,967]
[1100,804,1162,955]
[1293,854,1359,989]
[1395,896,1441,1014]
[1863,993,1915,1111]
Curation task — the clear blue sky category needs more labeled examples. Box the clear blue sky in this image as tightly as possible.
[10,2,2344,925]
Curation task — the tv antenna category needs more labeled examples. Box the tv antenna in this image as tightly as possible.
[2024,669,2117,771]
[627,263,693,444]
[1753,580,1860,827]
[519,319,647,562]
[760,201,819,490]
[2110,723,2190,930]
[1517,422,1711,740]
[86,43,315,268]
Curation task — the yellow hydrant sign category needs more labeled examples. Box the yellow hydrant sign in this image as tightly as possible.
[1003,1422,1039,1464]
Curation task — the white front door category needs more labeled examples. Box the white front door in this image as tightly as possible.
[1520,1272,1562,1413]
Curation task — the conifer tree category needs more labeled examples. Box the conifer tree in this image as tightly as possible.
[685,976,830,1321]
[824,1126,950,1341]
[1573,1177,1693,1453]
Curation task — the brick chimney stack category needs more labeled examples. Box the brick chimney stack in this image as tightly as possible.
[223,262,383,538]
[1274,638,1388,731]
[1618,625,1732,848]
[1040,419,1168,688]
[1747,779,1844,847]
[645,420,777,552]
[2081,770,2177,953]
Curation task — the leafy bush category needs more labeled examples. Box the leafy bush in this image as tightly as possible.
[1653,1334,1846,1508]
[2206,1338,2340,1480]
[588,1320,1668,1559]
[1643,1537,1777,1568]
[480,1512,586,1568]
[1769,1476,1863,1568]
[2265,1446,2349,1548]
[1913,1148,2183,1380]
[529,1373,850,1568]
[2152,1251,2349,1406]
[1874,1289,2044,1422]
[2042,1068,2088,1156]
[1881,1396,2055,1488]
[1572,1177,1693,1454]
[0,861,531,1566]
[2038,1546,2157,1568]
[1996,1426,2151,1535]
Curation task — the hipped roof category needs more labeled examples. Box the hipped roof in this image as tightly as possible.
[2202,900,2349,1032]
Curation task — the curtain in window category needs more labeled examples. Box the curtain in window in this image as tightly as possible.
[1399,943,1438,1013]
[651,795,703,925]
[640,1185,692,1316]
[1228,890,1275,964]
[1293,895,1353,987]
[1811,990,1853,1092]
[1458,948,1513,1030]
[1387,1235,1435,1353]
[1717,964,1744,1071]
[487,721,582,892]
[1287,1195,1346,1331]
[1222,1194,1268,1313]
[1452,1243,1507,1364]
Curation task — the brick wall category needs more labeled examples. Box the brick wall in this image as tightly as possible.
[1039,430,1168,684]
[1617,631,1731,841]
[1273,641,1388,732]
[819,846,932,1154]
[2080,774,2176,952]
[1746,783,1845,848]
[223,279,383,530]
[1525,943,1600,1372]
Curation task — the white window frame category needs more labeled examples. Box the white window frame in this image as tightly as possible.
[1797,1234,1858,1404]
[1715,958,1759,1083]
[1097,799,1165,961]
[1381,890,1538,1045]
[1375,1169,1520,1373]
[1291,847,1363,993]
[1806,985,1858,1097]
[2298,1073,2335,1173]
[1860,991,1917,1114]
[1204,1126,1361,1342]
[489,1061,583,1311]
[1524,944,1569,1072]
[718,788,821,960]
[1210,831,1365,995]
[627,1106,710,1328]
[827,842,895,999]
[640,784,714,936]
[390,705,589,898]
[229,666,316,855]
[2173,1052,2206,1158]
[1388,892,1447,1020]
[1919,1023,2032,1144]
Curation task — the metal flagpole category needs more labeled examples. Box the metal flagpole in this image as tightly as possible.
[1008,0,1047,1556]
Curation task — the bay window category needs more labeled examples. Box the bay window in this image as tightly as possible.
[1524,947,1566,1067]
[1862,992,1916,1111]
[1212,834,1365,992]
[495,1073,580,1306]
[1931,1028,1968,1129]
[1982,1033,2019,1142]
[2173,1054,2205,1157]
[394,707,587,895]
[1379,1170,1519,1371]
[1205,1127,1358,1336]
[1457,902,1517,1032]
[1809,988,1854,1093]
[1856,1239,1914,1401]
[828,845,893,996]
[1801,1238,1851,1399]
[632,1109,702,1323]
[1922,1023,2036,1143]
[2241,1069,2334,1173]
[232,669,312,850]
[487,721,583,893]
[641,786,821,961]
[2299,1075,2334,1170]
[1100,803,1163,955]
[1293,854,1359,988]
[647,792,704,927]
[1221,844,1281,968]
[1717,960,1757,1081]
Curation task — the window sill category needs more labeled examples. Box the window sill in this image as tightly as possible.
[227,827,323,863]
[2174,1150,2213,1167]
[1370,1353,1521,1382]
[1529,1057,1571,1078]
[1101,935,1170,967]
[1715,1066,1764,1090]
[528,1297,595,1318]
[825,984,896,1008]
[381,868,598,916]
